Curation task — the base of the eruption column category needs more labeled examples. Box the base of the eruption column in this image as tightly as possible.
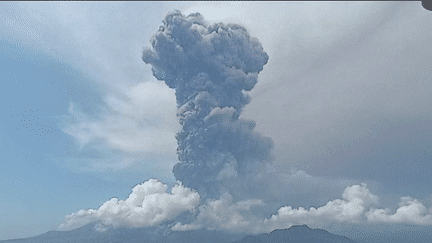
[173,162,225,200]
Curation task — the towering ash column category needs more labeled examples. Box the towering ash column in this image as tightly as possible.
[142,10,273,199]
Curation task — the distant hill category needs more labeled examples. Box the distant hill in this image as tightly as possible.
[232,225,357,243]
[0,223,356,243]
[0,222,157,243]
[0,221,244,243]
[3,221,432,243]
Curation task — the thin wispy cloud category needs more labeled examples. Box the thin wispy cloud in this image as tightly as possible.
[59,81,179,154]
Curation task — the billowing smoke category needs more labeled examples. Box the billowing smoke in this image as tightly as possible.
[60,9,361,232]
[59,9,432,233]
[142,10,273,199]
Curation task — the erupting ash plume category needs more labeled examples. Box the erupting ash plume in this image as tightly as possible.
[142,10,273,199]
[61,7,432,234]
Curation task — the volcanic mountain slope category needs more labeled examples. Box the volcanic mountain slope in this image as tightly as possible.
[0,221,245,243]
[0,222,159,243]
[0,223,359,243]
[233,225,358,243]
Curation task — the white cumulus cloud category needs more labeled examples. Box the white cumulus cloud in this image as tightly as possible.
[258,183,379,232]
[172,183,379,234]
[171,183,432,234]
[366,196,432,225]
[60,181,432,234]
[172,192,264,232]
[58,179,200,231]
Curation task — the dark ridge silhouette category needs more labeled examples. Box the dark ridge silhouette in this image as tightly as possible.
[233,225,357,243]
[0,223,356,243]
[2,221,432,243]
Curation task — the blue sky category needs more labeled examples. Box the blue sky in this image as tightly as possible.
[1,1,432,241]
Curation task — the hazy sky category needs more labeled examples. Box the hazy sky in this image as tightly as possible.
[1,1,432,241]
